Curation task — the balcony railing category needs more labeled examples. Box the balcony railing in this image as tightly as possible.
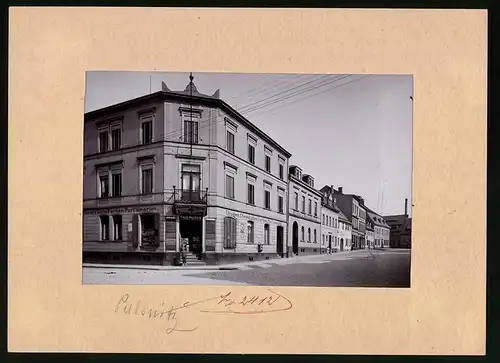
[173,187,208,204]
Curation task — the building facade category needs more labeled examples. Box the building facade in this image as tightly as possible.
[366,209,390,248]
[357,198,367,249]
[337,210,352,251]
[287,166,322,256]
[385,198,412,248]
[320,185,342,253]
[83,77,291,266]
[365,213,375,249]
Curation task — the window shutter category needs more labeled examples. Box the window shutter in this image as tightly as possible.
[205,219,216,251]
[231,217,237,248]
[223,217,229,249]
[165,219,176,251]
[154,213,160,247]
[132,214,139,248]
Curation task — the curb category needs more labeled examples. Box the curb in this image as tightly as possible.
[83,264,240,271]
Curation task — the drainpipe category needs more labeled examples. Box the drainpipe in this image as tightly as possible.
[285,174,291,258]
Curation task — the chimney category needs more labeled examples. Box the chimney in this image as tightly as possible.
[338,186,343,194]
[404,198,408,217]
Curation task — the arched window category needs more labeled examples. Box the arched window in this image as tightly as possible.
[247,221,254,243]
[314,229,317,243]
[301,226,305,241]
[308,228,311,242]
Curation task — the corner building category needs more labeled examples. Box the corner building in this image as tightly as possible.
[83,78,291,265]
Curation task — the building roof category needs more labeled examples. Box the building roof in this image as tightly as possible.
[289,174,323,197]
[365,207,391,228]
[338,209,351,224]
[84,78,292,158]
[384,214,412,232]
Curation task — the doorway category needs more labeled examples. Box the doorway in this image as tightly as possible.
[340,238,344,251]
[179,217,203,256]
[292,221,299,255]
[276,225,284,257]
[328,235,332,251]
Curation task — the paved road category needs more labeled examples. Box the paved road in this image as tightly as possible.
[83,249,410,287]
[191,249,410,287]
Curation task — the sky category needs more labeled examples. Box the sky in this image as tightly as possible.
[85,71,413,216]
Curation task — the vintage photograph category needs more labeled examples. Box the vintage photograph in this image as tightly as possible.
[82,72,413,287]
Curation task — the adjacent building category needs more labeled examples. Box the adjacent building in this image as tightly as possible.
[287,166,322,256]
[367,208,391,248]
[365,213,375,249]
[83,76,292,266]
[320,185,342,253]
[337,210,353,251]
[384,198,412,248]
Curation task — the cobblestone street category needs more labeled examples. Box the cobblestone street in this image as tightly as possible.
[83,249,410,287]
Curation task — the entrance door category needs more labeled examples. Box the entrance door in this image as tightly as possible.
[340,238,344,251]
[276,226,284,257]
[292,222,299,255]
[328,235,332,250]
[179,217,203,255]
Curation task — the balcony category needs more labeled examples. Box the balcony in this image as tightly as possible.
[172,187,208,216]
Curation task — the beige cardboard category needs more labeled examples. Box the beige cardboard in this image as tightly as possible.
[8,7,487,354]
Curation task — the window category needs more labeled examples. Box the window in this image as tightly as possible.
[142,119,153,144]
[248,144,255,164]
[99,131,109,153]
[278,195,284,213]
[294,192,299,210]
[141,167,153,194]
[99,174,109,198]
[111,128,121,150]
[265,155,271,172]
[301,226,305,241]
[264,224,270,245]
[279,163,284,180]
[247,183,255,205]
[111,172,122,197]
[314,229,317,243]
[314,202,318,217]
[323,214,325,224]
[113,215,122,241]
[100,215,109,240]
[264,190,271,209]
[183,119,198,144]
[226,131,235,154]
[308,199,312,215]
[247,221,254,243]
[223,217,237,249]
[323,235,325,244]
[226,174,235,199]
[302,196,305,212]
[308,228,311,242]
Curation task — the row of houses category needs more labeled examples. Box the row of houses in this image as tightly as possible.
[82,76,403,266]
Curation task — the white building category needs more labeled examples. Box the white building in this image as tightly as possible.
[287,166,322,256]
[367,209,391,248]
[337,209,352,251]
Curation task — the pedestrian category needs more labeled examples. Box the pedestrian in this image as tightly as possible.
[181,240,188,266]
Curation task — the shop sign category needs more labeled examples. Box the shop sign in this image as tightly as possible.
[180,215,202,221]
[84,206,160,215]
[225,210,280,225]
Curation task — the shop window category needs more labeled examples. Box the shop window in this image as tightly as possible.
[264,224,270,245]
[100,215,109,241]
[113,215,122,241]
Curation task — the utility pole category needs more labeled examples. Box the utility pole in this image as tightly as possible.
[189,72,194,158]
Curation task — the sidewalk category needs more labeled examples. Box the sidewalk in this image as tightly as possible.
[83,249,372,272]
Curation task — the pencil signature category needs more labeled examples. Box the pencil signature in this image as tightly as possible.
[114,289,293,334]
